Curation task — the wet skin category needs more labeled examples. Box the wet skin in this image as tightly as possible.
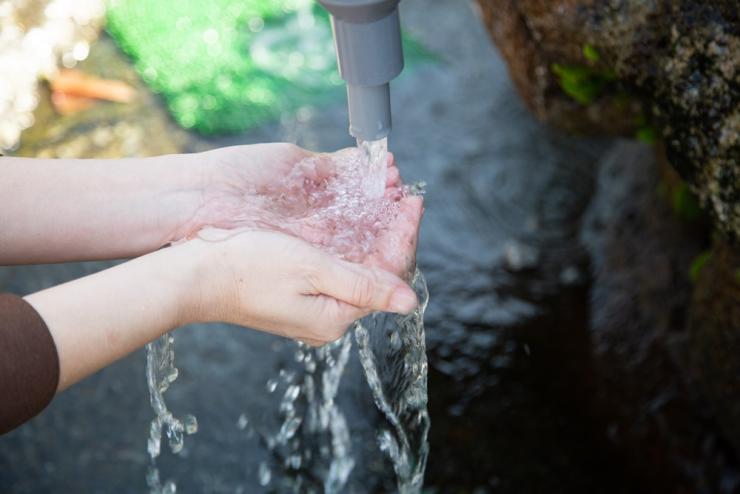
[192,145,423,283]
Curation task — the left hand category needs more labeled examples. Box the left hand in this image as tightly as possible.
[182,228,418,346]
[187,144,423,280]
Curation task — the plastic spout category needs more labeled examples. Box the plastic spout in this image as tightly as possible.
[347,83,391,141]
[318,0,404,141]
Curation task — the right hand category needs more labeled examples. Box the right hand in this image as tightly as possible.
[179,228,419,346]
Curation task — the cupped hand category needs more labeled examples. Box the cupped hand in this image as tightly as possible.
[189,143,331,232]
[192,144,423,281]
[288,153,424,279]
[183,228,418,346]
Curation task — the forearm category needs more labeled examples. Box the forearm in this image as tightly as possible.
[0,154,207,264]
[24,242,201,391]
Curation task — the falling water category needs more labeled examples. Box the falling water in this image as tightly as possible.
[144,137,430,492]
[352,137,430,491]
[254,138,429,492]
[256,333,356,493]
[354,270,430,493]
[357,137,388,199]
[145,333,198,494]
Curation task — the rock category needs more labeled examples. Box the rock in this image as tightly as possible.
[686,239,740,453]
[476,0,740,241]
[580,141,734,491]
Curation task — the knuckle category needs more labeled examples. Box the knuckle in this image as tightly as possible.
[352,276,376,308]
[305,264,323,291]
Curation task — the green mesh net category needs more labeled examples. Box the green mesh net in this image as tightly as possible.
[106,0,431,134]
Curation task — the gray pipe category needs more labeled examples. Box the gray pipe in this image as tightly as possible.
[318,0,404,141]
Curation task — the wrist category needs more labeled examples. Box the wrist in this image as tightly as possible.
[161,237,220,326]
[171,147,258,238]
[153,152,215,243]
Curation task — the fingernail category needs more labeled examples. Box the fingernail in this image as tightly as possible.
[389,286,418,314]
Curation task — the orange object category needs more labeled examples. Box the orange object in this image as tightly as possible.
[51,91,97,115]
[51,69,136,103]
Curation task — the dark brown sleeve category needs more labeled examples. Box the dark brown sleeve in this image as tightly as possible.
[0,293,59,434]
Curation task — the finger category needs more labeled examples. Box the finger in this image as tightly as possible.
[301,296,366,343]
[385,190,403,201]
[386,166,401,187]
[399,195,424,223]
[365,195,424,277]
[312,256,418,314]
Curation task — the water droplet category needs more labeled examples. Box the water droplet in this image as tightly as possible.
[166,367,179,384]
[162,480,177,494]
[184,414,198,435]
[287,454,302,469]
[279,369,296,383]
[266,378,278,393]
[305,358,317,373]
[145,467,160,488]
[167,426,184,454]
[258,462,271,486]
[147,420,162,458]
[237,413,249,430]
[284,384,300,402]
[278,416,302,442]
[389,330,402,351]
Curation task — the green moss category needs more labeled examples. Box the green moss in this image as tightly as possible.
[634,112,648,127]
[656,182,669,199]
[636,125,658,144]
[612,91,632,110]
[690,250,712,282]
[551,63,616,105]
[583,43,600,62]
[672,183,703,221]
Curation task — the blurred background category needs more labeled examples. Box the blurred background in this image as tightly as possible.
[1,0,738,493]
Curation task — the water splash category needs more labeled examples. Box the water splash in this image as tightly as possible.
[251,136,429,492]
[355,269,430,493]
[145,333,197,494]
[195,138,400,264]
[253,270,429,494]
[357,137,388,199]
[145,137,429,492]
[254,334,356,493]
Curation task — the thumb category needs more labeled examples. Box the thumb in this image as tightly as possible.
[313,256,418,314]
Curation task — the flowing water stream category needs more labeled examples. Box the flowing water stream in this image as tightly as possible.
[144,138,430,493]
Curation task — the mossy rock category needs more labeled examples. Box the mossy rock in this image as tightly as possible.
[686,240,740,452]
[476,0,739,241]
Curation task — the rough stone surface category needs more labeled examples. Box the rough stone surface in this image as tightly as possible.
[686,239,740,454]
[580,141,737,492]
[476,0,740,241]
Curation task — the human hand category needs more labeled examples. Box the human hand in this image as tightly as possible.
[187,143,321,232]
[364,165,424,278]
[180,228,419,346]
[190,144,423,280]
